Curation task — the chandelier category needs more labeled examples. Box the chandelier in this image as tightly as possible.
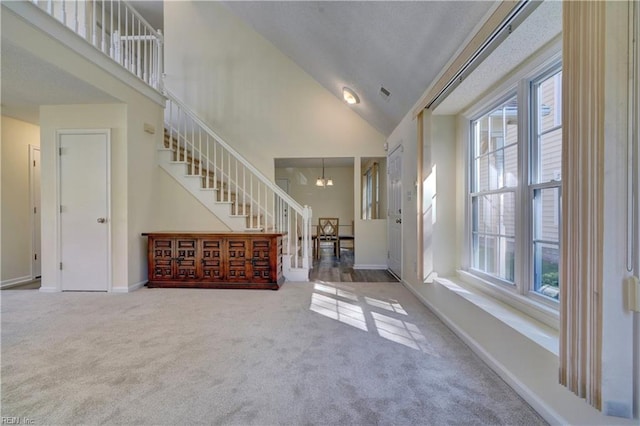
[316,158,334,187]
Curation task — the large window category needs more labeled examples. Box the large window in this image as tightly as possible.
[468,64,562,305]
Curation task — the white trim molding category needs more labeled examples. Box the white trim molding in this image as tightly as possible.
[1,276,34,289]
[401,277,565,425]
[111,280,146,293]
[353,264,389,270]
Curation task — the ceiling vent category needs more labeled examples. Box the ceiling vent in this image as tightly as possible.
[380,86,391,101]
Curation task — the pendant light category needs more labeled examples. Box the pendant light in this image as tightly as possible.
[316,159,333,187]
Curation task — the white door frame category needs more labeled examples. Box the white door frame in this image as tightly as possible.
[387,143,403,278]
[56,129,112,292]
[29,144,41,279]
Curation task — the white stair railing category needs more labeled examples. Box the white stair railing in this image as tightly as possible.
[164,90,313,271]
[30,0,163,91]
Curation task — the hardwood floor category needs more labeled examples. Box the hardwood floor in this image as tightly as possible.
[309,245,398,283]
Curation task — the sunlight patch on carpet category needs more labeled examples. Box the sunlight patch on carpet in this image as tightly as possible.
[310,292,368,331]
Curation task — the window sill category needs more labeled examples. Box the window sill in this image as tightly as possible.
[435,274,559,356]
[458,270,560,330]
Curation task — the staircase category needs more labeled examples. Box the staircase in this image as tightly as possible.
[160,91,313,281]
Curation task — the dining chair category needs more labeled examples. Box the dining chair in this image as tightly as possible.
[317,217,340,259]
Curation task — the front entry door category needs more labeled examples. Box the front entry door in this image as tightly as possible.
[387,145,403,278]
[59,130,110,291]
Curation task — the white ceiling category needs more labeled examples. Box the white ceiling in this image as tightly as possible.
[0,41,119,124]
[129,1,164,31]
[434,0,562,115]
[221,1,495,136]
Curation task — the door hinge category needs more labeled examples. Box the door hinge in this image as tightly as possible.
[60,205,63,213]
[387,251,390,259]
[33,160,36,167]
[59,147,63,155]
[59,262,63,270]
[34,253,38,260]
[34,207,37,214]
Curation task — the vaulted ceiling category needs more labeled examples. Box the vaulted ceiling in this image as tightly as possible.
[131,1,495,135]
[221,1,495,135]
[2,1,562,136]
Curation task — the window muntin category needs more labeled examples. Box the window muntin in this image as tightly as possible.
[470,96,518,283]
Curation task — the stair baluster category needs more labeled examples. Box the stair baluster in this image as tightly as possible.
[160,90,312,280]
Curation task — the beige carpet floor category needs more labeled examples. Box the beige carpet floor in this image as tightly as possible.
[1,281,546,425]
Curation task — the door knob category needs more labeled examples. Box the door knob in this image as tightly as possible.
[97,218,106,223]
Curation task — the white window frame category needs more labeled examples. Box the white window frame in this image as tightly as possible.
[468,93,519,287]
[527,65,563,305]
[362,163,379,220]
[459,41,562,328]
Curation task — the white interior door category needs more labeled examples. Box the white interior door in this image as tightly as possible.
[59,131,110,291]
[30,145,41,278]
[388,145,403,277]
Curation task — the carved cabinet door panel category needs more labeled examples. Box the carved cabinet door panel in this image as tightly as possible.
[175,238,198,280]
[200,238,225,281]
[150,237,175,280]
[251,238,272,283]
[226,237,251,282]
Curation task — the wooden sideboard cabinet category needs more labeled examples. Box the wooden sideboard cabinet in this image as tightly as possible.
[142,232,284,290]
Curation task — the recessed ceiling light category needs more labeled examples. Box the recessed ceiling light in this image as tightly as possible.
[342,87,360,105]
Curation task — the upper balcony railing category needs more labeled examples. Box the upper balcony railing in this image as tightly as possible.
[30,0,163,91]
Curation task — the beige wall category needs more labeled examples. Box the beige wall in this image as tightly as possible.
[164,1,387,180]
[600,0,637,415]
[151,171,230,232]
[164,1,390,270]
[1,116,40,285]
[431,116,458,277]
[39,104,128,291]
[275,165,354,232]
[354,219,387,268]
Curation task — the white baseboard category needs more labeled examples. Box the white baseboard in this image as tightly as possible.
[400,279,565,426]
[38,286,59,293]
[111,280,146,293]
[353,264,388,270]
[1,275,33,289]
